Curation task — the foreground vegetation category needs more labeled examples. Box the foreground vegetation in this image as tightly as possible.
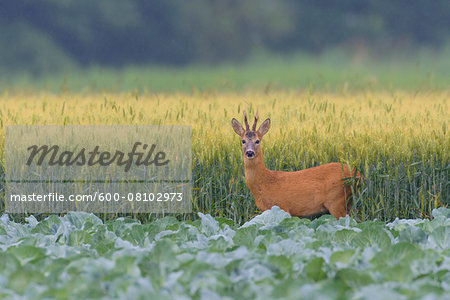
[0,90,448,222]
[0,207,449,299]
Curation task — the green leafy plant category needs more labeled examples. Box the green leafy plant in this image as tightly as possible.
[0,207,449,299]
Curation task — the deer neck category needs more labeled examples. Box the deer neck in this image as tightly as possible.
[244,151,269,188]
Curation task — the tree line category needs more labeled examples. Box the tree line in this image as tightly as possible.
[1,0,449,74]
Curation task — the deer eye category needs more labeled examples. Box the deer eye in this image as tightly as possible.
[255,140,260,144]
[242,140,246,144]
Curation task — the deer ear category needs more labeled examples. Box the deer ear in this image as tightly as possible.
[258,118,270,137]
[231,118,245,136]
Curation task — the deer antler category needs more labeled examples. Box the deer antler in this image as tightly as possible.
[252,106,259,131]
[243,108,250,131]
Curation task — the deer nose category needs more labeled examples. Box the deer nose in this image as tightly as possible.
[245,150,255,158]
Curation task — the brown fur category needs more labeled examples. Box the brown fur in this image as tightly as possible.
[232,113,362,219]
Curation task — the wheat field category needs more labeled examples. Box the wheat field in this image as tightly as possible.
[0,90,448,222]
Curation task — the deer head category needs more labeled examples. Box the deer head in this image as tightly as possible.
[231,108,270,160]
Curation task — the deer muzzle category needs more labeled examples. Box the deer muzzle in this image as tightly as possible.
[245,150,255,158]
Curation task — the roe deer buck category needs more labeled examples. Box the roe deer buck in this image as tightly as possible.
[231,109,362,219]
